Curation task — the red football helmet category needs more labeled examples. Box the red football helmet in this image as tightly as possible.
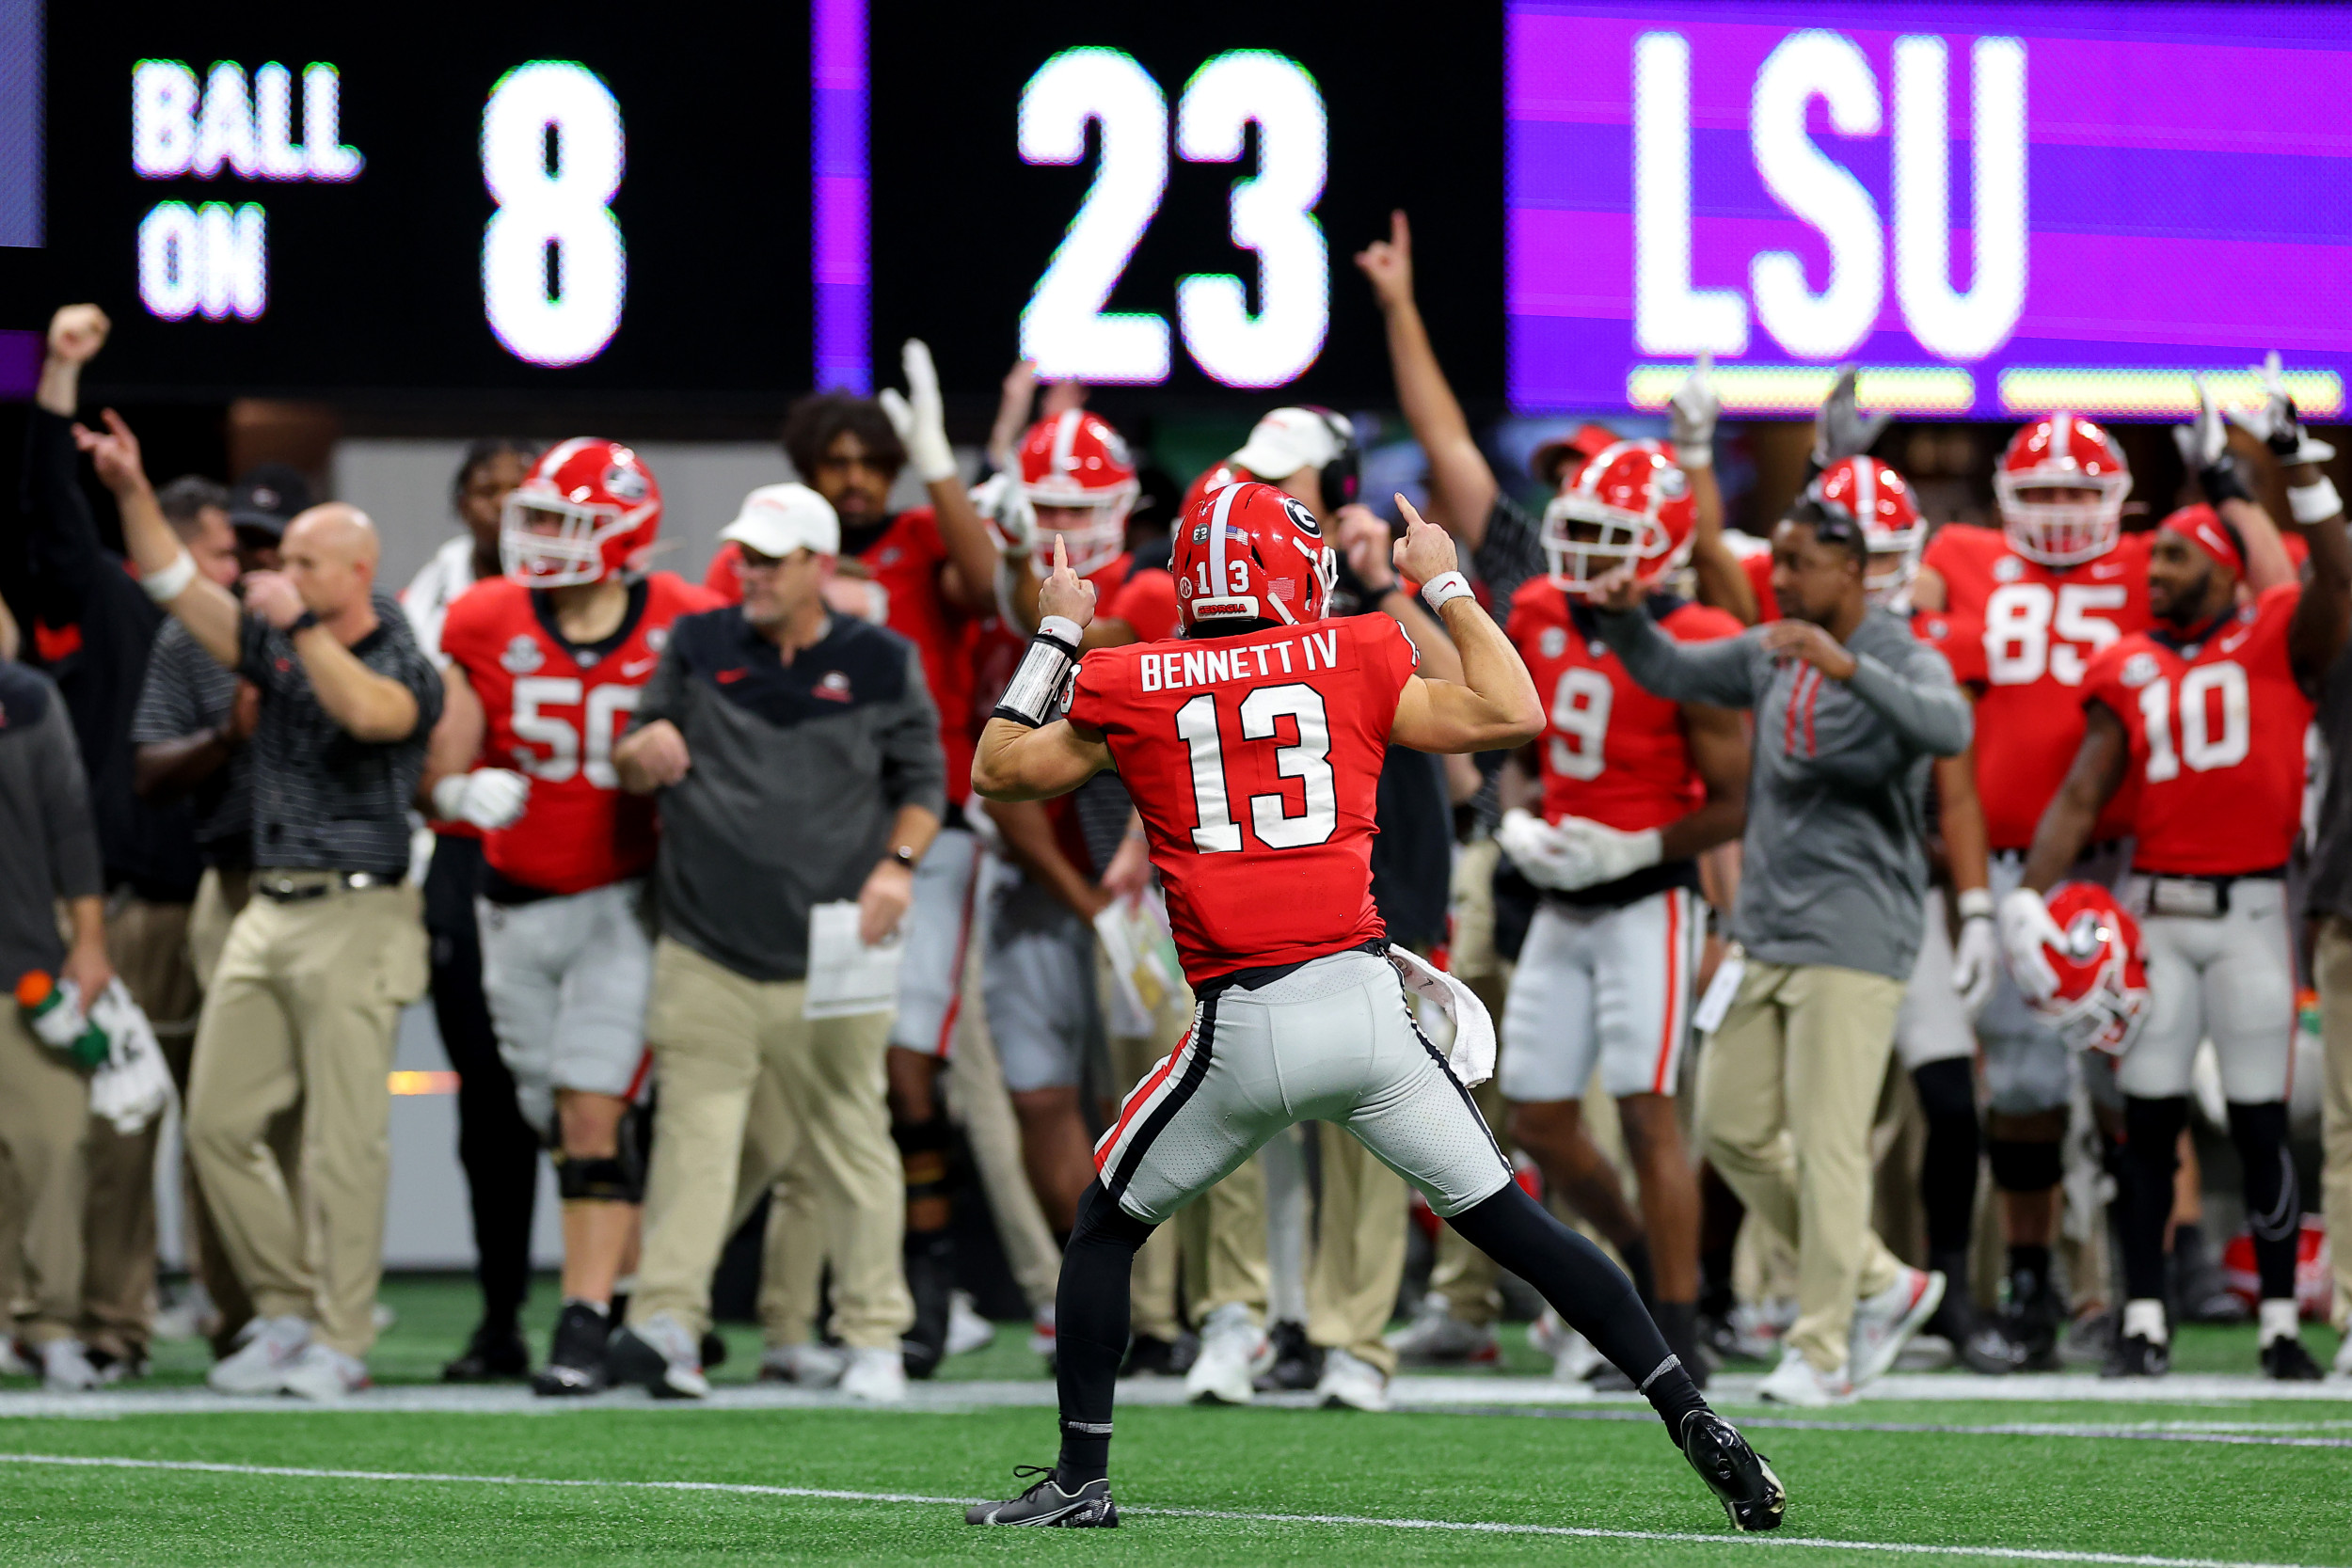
[501,438,661,588]
[1172,481,1336,633]
[1019,409,1138,577]
[1541,440,1697,594]
[1807,456,1926,606]
[2029,882,2151,1055]
[1994,413,2132,567]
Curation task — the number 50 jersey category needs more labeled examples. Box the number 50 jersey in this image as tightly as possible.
[1065,614,1420,987]
[441,572,723,895]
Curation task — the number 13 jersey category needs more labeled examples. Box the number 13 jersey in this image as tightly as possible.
[442,572,723,895]
[1064,614,1420,986]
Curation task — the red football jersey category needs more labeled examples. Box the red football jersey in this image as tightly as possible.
[1064,615,1419,984]
[1109,567,1180,644]
[441,573,723,895]
[1507,581,1742,833]
[2087,584,2312,876]
[1925,525,2153,849]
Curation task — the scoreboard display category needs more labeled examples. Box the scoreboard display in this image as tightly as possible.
[17,0,2352,419]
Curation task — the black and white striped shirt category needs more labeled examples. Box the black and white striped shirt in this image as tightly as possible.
[131,619,252,868]
[238,591,442,878]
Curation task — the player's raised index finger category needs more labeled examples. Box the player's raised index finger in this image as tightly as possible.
[1394,493,1425,530]
[1053,534,1069,575]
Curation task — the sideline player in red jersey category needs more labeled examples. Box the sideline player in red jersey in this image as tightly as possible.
[961,485,1784,1532]
[2006,432,2347,1382]
[422,440,723,1396]
[1490,439,1747,1384]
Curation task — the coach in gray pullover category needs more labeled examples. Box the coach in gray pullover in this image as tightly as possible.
[1594,496,1969,1396]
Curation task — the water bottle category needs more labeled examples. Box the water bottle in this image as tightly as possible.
[15,972,109,1069]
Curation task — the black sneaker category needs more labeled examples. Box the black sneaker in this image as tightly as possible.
[2101,1332,2169,1379]
[532,1303,612,1397]
[902,1233,953,1382]
[1953,1323,2026,1376]
[2004,1268,2065,1371]
[441,1322,529,1383]
[1119,1335,1180,1379]
[699,1330,729,1370]
[1678,1412,1786,1532]
[1256,1321,1320,1392]
[2262,1336,2324,1382]
[966,1466,1118,1528]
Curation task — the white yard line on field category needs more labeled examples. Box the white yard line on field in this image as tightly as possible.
[0,1450,2330,1568]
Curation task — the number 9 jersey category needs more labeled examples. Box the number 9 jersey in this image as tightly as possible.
[440,572,723,895]
[1063,613,1420,986]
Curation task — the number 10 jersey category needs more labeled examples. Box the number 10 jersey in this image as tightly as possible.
[1064,614,1419,986]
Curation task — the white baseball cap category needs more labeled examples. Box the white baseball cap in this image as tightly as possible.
[721,483,838,559]
[1232,407,1352,481]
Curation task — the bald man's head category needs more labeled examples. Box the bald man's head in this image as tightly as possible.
[281,502,380,618]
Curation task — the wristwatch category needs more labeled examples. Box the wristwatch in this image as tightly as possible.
[288,610,321,634]
[887,845,918,872]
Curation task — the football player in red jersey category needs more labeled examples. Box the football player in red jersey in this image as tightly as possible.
[2008,438,2347,1382]
[422,440,723,1396]
[961,485,1783,1532]
[1490,439,1747,1385]
[1915,399,2293,1364]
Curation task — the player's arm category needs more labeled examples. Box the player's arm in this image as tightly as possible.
[1356,212,1497,546]
[417,660,531,829]
[2287,467,2351,691]
[1340,505,1466,685]
[1667,356,1760,626]
[973,537,1115,801]
[983,799,1108,919]
[70,409,241,665]
[1660,701,1747,862]
[1935,738,2001,1015]
[2018,704,2128,895]
[879,340,996,613]
[2178,372,2296,594]
[135,682,256,802]
[1386,499,1545,754]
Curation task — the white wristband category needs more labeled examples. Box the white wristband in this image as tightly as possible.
[1037,615,1084,651]
[140,549,198,603]
[1420,571,1473,613]
[2290,478,2344,526]
[1956,888,1994,922]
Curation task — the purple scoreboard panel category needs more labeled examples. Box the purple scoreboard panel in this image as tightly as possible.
[1507,2,2352,420]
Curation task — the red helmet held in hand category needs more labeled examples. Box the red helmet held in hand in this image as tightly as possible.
[501,438,662,588]
[1807,456,1925,606]
[1540,440,1697,595]
[1019,409,1138,578]
[1171,481,1336,634]
[1994,413,2131,567]
[2029,881,2151,1055]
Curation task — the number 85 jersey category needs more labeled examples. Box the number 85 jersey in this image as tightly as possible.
[1065,615,1418,987]
[441,572,723,895]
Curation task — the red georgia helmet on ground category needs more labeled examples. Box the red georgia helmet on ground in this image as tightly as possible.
[1994,412,2132,567]
[1019,410,1139,578]
[1540,440,1697,594]
[501,438,662,588]
[1171,481,1336,633]
[1808,456,1926,606]
[2030,881,2152,1055]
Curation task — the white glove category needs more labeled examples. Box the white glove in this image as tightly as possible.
[1550,816,1663,892]
[878,339,959,485]
[1950,912,1999,1022]
[2173,372,2231,471]
[973,469,1036,555]
[1389,944,1495,1089]
[1496,808,1580,891]
[1997,886,2066,1006]
[1667,351,1718,469]
[1811,363,1890,467]
[2227,351,2338,467]
[431,768,530,831]
[87,980,172,1134]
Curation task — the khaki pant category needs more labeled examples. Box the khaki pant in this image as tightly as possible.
[186,879,426,1358]
[187,866,251,992]
[1307,1120,1408,1373]
[0,1010,95,1346]
[1699,960,1907,1372]
[636,937,910,1348]
[2314,916,2352,1331]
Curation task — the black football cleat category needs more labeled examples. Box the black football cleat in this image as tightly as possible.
[441,1322,530,1384]
[2261,1337,2324,1382]
[532,1303,612,1397]
[965,1466,1118,1528]
[1119,1334,1180,1379]
[1679,1411,1786,1532]
[2101,1332,2169,1379]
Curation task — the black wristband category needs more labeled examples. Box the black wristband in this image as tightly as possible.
[288,610,321,634]
[2199,455,2253,507]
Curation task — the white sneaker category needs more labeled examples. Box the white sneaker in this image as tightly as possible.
[838,1346,908,1403]
[610,1311,709,1400]
[40,1338,101,1392]
[207,1315,311,1394]
[1027,1306,1057,1362]
[1531,1307,1602,1382]
[1849,1267,1945,1388]
[279,1343,369,1401]
[946,1291,996,1357]
[1757,1345,1853,1407]
[1314,1347,1391,1412]
[758,1341,848,1387]
[1384,1291,1501,1365]
[2332,1332,2352,1381]
[1184,1302,1265,1405]
[0,1338,34,1378]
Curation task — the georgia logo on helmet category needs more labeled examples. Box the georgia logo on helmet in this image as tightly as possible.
[1541,440,1697,595]
[501,438,663,587]
[1994,412,2132,567]
[1807,456,1925,607]
[1171,481,1337,634]
[1018,409,1138,578]
[2029,881,2151,1055]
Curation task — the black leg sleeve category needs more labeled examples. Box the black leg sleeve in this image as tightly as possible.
[1055,1180,1156,1486]
[2225,1101,2301,1302]
[1448,1182,1706,1435]
[1912,1059,1981,1257]
[2119,1096,2188,1305]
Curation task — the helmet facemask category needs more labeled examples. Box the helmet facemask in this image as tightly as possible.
[501,490,646,587]
[1995,473,2130,567]
[1540,494,1676,597]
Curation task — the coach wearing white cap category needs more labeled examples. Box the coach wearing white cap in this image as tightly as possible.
[1215,406,1361,523]
[607,482,945,1403]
